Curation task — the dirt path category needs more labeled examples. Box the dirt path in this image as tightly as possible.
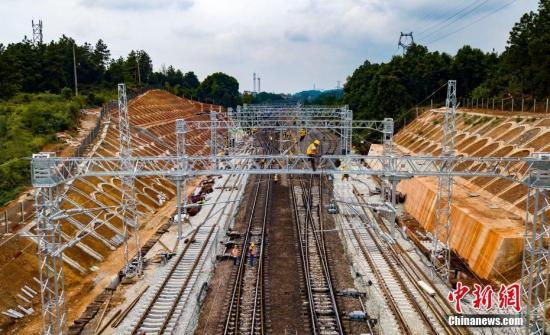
[264,177,308,334]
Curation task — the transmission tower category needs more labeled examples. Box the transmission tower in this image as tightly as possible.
[432,80,456,280]
[398,32,414,55]
[258,77,261,93]
[32,19,43,45]
[117,83,142,276]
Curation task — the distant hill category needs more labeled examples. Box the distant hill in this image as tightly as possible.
[293,89,343,102]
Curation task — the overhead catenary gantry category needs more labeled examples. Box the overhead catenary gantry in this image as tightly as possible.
[30,84,550,335]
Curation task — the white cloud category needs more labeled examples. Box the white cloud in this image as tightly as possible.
[0,0,540,93]
[80,0,194,11]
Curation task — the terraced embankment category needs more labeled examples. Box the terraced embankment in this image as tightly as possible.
[0,90,222,333]
[392,108,550,281]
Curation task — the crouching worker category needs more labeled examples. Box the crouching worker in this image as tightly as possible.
[231,244,239,266]
[299,128,306,142]
[306,139,321,171]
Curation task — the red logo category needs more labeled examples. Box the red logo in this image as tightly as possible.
[497,283,521,312]
[447,282,521,313]
[448,282,470,313]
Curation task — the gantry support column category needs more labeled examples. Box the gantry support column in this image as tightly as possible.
[346,108,353,154]
[174,119,188,240]
[340,108,346,154]
[381,118,394,216]
[32,153,66,335]
[432,80,457,281]
[210,110,217,156]
[390,177,398,238]
[118,83,141,276]
[521,156,550,335]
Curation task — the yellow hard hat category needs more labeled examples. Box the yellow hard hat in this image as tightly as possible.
[314,139,320,145]
[251,242,255,247]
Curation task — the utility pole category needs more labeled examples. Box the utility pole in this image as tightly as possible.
[73,43,78,97]
[136,53,141,87]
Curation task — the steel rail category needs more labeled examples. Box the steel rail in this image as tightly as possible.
[290,176,318,334]
[314,174,344,333]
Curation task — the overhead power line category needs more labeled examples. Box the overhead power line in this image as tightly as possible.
[424,0,518,45]
[418,0,493,42]
[416,0,487,37]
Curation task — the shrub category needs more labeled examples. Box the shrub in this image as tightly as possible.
[61,87,73,100]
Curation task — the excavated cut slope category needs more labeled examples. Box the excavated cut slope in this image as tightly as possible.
[394,108,549,280]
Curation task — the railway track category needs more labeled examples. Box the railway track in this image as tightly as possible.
[342,209,436,334]
[291,174,343,335]
[350,185,471,335]
[124,173,243,334]
[221,131,277,335]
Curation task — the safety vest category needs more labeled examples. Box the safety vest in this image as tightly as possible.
[306,143,318,155]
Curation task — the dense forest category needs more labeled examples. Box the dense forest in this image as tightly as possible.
[0,35,240,205]
[0,35,240,105]
[344,0,550,140]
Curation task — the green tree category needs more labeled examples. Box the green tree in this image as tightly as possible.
[198,72,239,107]
[181,71,200,98]
[451,46,492,96]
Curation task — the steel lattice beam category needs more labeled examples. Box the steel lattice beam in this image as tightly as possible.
[187,119,386,131]
[31,154,544,185]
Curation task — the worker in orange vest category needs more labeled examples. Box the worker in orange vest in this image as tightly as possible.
[231,244,239,266]
[306,139,321,171]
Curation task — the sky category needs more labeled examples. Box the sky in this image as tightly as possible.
[0,0,540,93]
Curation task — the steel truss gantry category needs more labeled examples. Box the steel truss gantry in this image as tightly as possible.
[30,98,550,334]
[32,154,545,186]
[229,104,355,154]
[189,117,391,156]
